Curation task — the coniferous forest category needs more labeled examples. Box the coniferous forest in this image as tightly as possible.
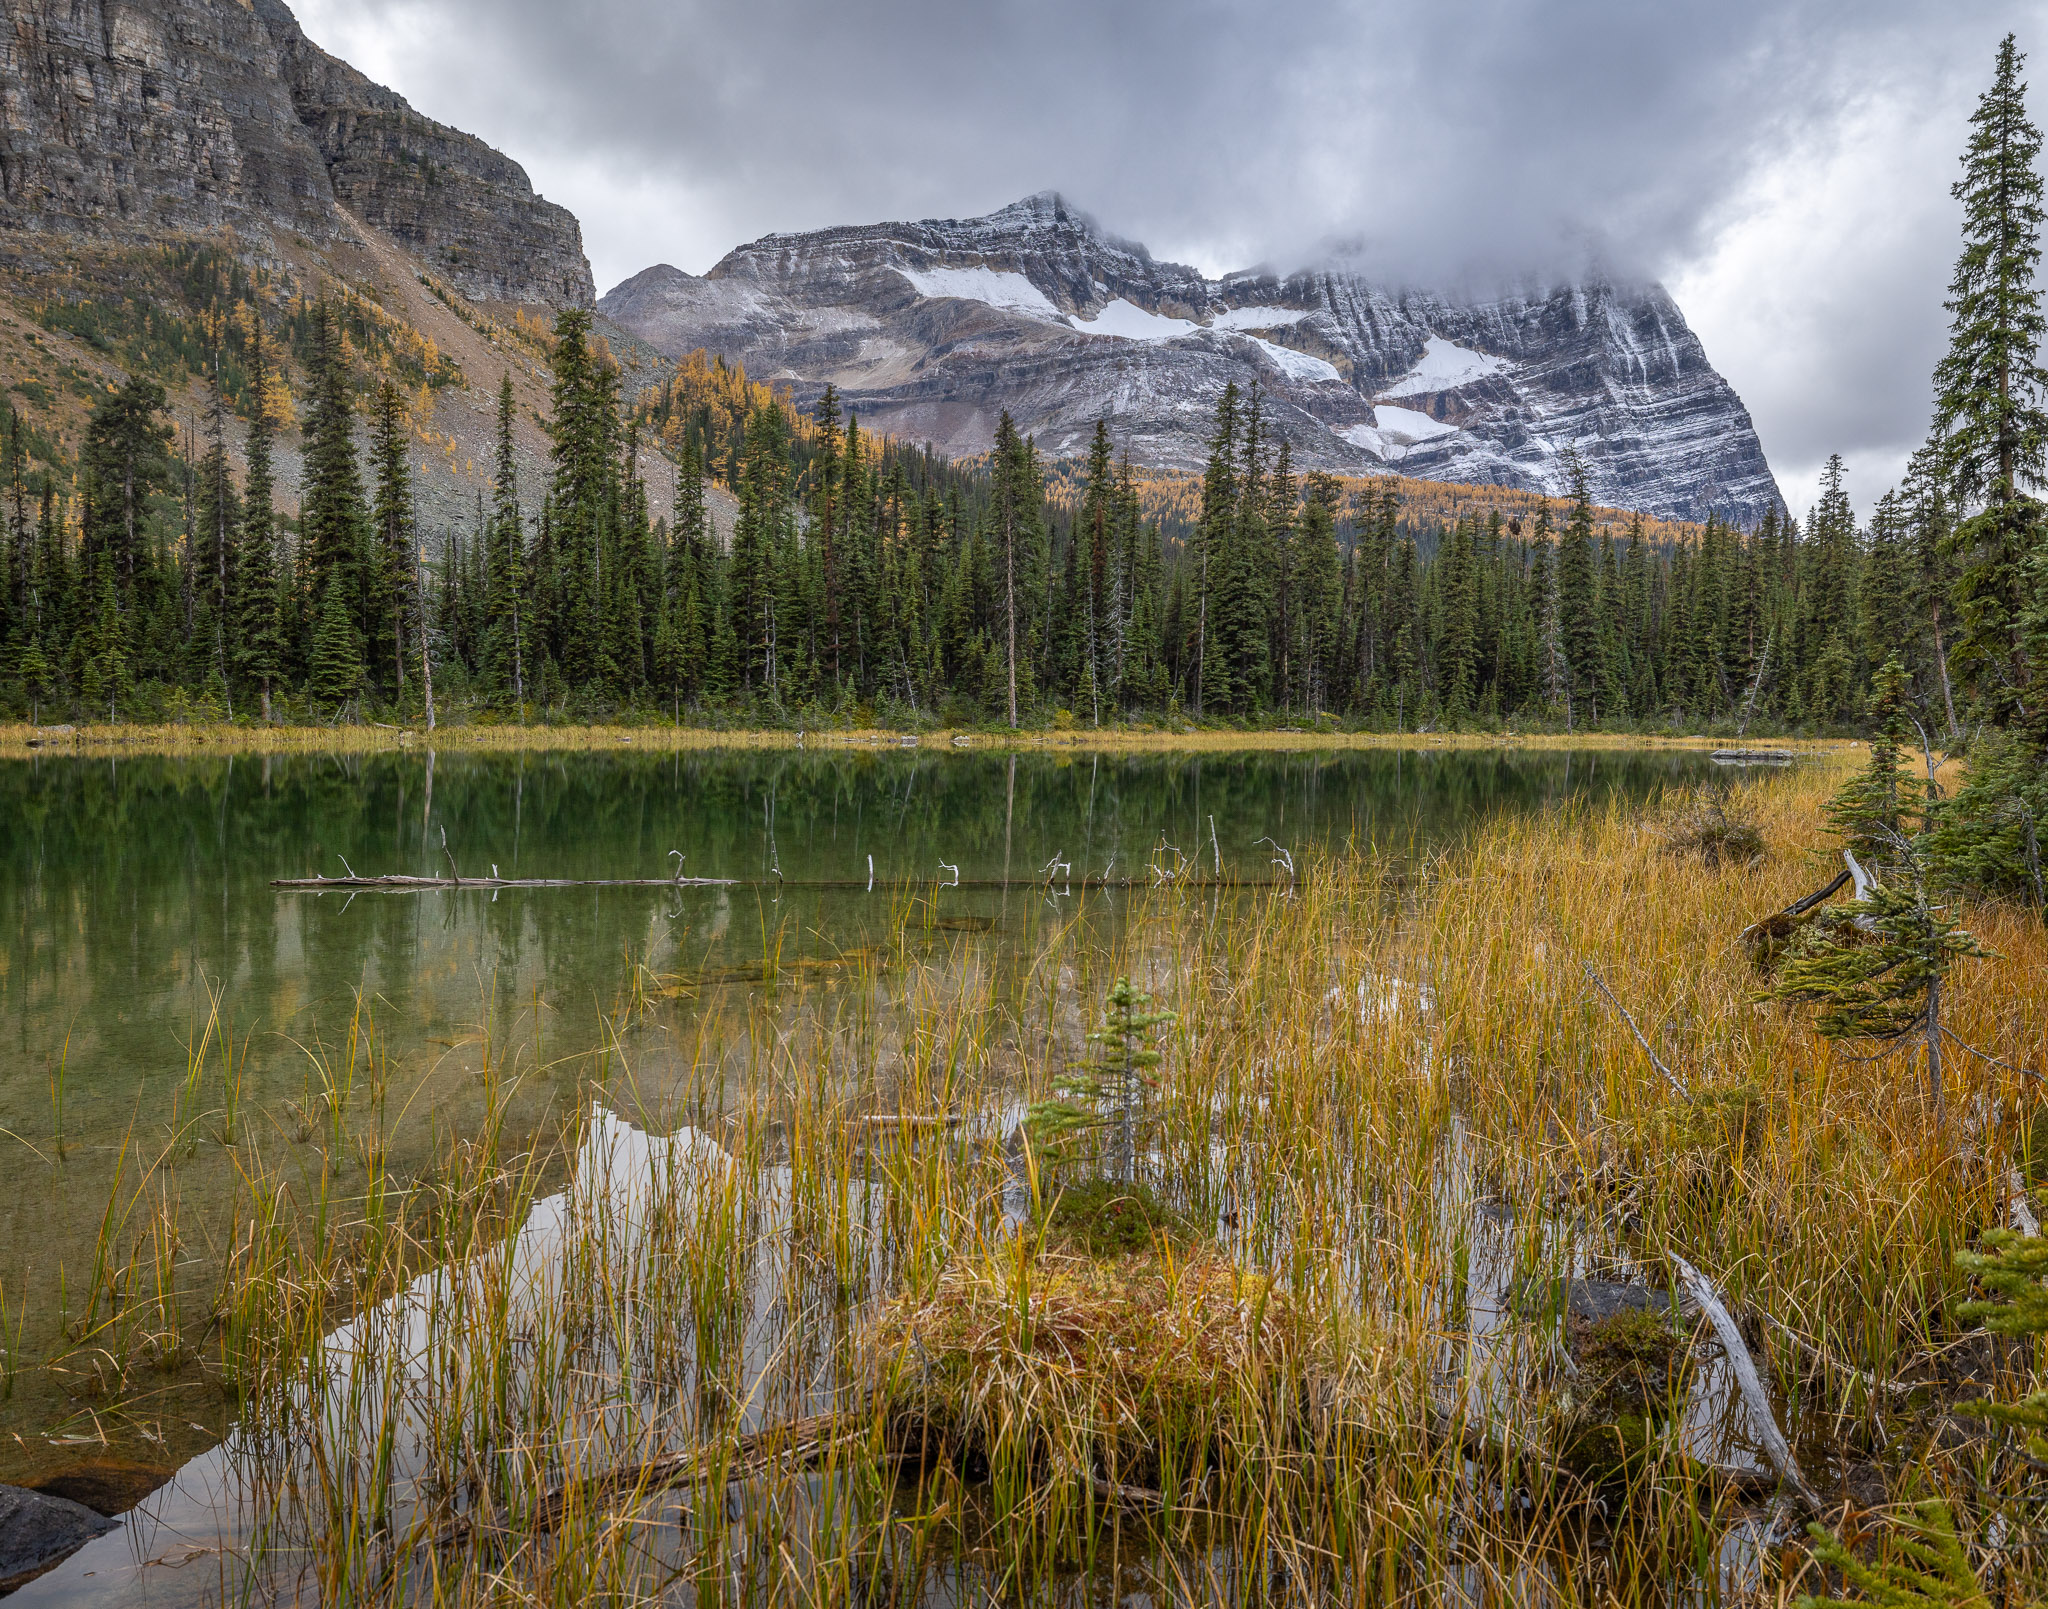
[0,307,1989,743]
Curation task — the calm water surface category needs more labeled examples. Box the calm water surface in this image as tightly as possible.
[0,744,1718,1488]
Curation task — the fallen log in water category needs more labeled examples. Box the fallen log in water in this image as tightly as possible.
[274,872,1291,892]
[273,872,738,889]
[1710,748,1797,765]
[429,1409,865,1551]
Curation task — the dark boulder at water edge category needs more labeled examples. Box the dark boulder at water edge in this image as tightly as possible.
[0,1483,116,1593]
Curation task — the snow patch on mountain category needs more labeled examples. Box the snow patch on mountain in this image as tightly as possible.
[1248,338,1343,384]
[1067,299,1201,340]
[899,265,1060,319]
[1342,406,1459,463]
[1373,404,1457,441]
[1379,336,1509,396]
[1210,306,1313,332]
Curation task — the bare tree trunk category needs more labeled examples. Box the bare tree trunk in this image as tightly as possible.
[1931,602,1960,738]
[419,546,436,732]
[1005,505,1018,729]
[1926,976,1945,1134]
[1736,635,1771,739]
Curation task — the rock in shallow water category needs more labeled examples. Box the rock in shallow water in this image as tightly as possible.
[0,1483,116,1593]
[29,1460,174,1518]
[1509,1275,1676,1325]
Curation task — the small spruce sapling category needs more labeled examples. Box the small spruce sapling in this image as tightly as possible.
[1825,655,1925,870]
[1773,660,1987,1130]
[1953,1222,2048,1456]
[1026,977,1175,1181]
[1794,1499,1991,1609]
[17,638,49,725]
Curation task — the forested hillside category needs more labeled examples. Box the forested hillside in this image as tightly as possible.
[0,288,1955,734]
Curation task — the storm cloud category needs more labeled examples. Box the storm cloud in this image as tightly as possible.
[296,0,2043,516]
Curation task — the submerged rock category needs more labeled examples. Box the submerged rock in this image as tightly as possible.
[1509,1275,1675,1326]
[1557,1305,1691,1485]
[0,1483,117,1592]
[29,1460,174,1517]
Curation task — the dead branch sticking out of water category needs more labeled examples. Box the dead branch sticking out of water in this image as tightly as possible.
[274,871,740,890]
[1670,1254,1824,1513]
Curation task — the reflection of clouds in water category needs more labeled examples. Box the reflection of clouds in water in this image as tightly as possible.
[27,1106,836,1606]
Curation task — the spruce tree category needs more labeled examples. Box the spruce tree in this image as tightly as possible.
[1931,33,2048,724]
[1777,662,1984,1128]
[990,411,1033,726]
[78,377,173,607]
[309,576,364,713]
[299,303,368,639]
[369,379,414,700]
[1192,385,1240,716]
[483,375,526,704]
[813,384,844,685]
[231,329,284,719]
[192,360,238,704]
[1557,455,1600,722]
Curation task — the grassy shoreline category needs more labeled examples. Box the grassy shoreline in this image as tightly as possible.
[0,719,1851,760]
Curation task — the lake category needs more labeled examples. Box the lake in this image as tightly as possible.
[0,743,1727,1558]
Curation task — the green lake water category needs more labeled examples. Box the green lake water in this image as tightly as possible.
[0,744,1721,1484]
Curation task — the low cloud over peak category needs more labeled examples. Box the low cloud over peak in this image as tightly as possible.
[296,0,2041,514]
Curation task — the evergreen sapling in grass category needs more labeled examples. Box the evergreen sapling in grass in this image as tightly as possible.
[1795,1499,1991,1609]
[1772,661,1987,1129]
[1026,976,1175,1183]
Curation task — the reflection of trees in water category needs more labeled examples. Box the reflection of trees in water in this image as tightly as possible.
[0,745,1719,1141]
[0,747,1715,1071]
[0,745,1726,1477]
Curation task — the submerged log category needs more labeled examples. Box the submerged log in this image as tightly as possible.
[275,872,1289,893]
[431,1409,864,1551]
[273,872,738,890]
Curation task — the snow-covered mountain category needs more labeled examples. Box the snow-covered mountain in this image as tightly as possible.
[600,192,1781,524]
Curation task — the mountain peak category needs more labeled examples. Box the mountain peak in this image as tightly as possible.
[607,201,1780,522]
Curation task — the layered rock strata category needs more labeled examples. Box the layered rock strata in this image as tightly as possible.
[603,192,1780,523]
[0,0,591,307]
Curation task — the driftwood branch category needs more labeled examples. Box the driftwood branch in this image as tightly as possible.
[1580,960,1689,1100]
[432,1409,862,1551]
[1739,868,1853,966]
[1783,868,1852,919]
[2012,1169,2041,1238]
[1756,1309,1919,1399]
[275,872,739,890]
[1670,1254,1823,1513]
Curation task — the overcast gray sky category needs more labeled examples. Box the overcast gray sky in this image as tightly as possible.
[296,0,2045,520]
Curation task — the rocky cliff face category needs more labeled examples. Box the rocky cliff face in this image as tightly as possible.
[602,192,1781,523]
[0,0,591,307]
[251,0,591,307]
